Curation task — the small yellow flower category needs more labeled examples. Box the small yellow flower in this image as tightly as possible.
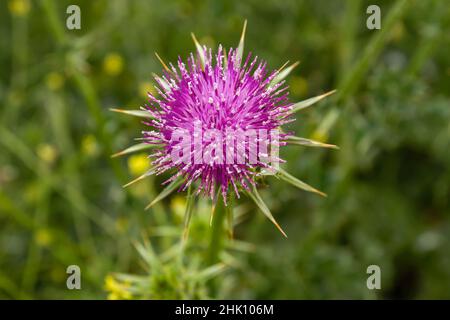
[35,229,53,247]
[45,72,64,91]
[103,53,124,76]
[81,134,99,157]
[104,275,132,300]
[36,143,58,164]
[8,0,30,17]
[127,153,149,176]
[139,81,157,99]
[104,274,119,292]
[107,292,120,300]
[171,196,186,220]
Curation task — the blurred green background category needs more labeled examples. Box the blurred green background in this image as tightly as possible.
[1,0,449,299]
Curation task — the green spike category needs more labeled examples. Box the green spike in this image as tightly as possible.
[154,52,171,73]
[291,90,336,113]
[111,143,160,158]
[183,185,196,240]
[145,175,184,210]
[133,240,159,268]
[286,136,339,149]
[276,168,327,197]
[270,61,300,87]
[109,108,152,118]
[246,185,287,238]
[195,263,226,281]
[236,20,247,64]
[122,171,152,188]
[191,32,206,69]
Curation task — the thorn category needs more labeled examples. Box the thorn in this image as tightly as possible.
[154,52,170,73]
[144,201,155,210]
[313,188,327,197]
[111,150,125,158]
[122,172,149,188]
[276,60,290,73]
[271,219,288,238]
[239,20,247,45]
[191,32,199,46]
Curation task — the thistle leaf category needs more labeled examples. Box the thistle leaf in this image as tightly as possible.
[270,61,300,87]
[286,136,339,149]
[110,108,152,118]
[133,240,159,268]
[183,185,196,240]
[246,185,287,238]
[111,143,159,158]
[236,20,247,64]
[191,32,206,69]
[145,175,184,210]
[196,263,226,281]
[276,168,327,197]
[291,90,336,113]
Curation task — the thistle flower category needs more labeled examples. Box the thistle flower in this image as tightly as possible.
[112,21,337,236]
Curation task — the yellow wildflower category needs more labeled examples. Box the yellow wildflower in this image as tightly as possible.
[127,153,149,176]
[171,196,186,221]
[35,229,53,247]
[81,134,99,157]
[139,81,157,99]
[104,274,132,300]
[8,0,30,17]
[103,53,124,76]
[36,143,58,164]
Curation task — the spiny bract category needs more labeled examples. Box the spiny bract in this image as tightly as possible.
[113,22,336,236]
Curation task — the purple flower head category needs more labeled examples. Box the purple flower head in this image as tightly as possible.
[142,45,294,203]
[113,23,336,236]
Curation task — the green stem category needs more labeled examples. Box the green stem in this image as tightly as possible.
[207,195,227,265]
